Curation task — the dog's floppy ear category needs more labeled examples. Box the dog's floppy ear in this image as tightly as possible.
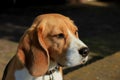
[17,20,49,77]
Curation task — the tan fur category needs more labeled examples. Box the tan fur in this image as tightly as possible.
[2,13,79,80]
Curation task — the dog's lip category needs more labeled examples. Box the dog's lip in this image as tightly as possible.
[80,60,87,64]
[80,57,88,64]
[57,56,88,67]
[58,61,86,68]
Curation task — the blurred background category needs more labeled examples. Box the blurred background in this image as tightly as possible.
[0,0,120,80]
[0,0,119,7]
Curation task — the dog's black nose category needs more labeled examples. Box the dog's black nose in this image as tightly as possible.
[79,47,89,57]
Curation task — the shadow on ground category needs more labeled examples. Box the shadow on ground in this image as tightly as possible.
[0,3,120,78]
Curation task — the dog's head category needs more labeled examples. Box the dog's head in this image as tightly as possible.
[17,13,89,77]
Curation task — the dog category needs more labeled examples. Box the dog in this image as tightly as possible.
[2,13,89,80]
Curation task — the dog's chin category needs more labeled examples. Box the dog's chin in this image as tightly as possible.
[58,56,88,67]
[67,60,87,67]
[58,61,84,67]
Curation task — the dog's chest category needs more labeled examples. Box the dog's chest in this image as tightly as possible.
[15,68,63,80]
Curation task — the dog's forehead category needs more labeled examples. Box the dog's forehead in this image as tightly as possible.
[38,14,78,33]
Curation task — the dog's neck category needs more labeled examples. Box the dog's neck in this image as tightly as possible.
[14,60,63,80]
[48,60,58,71]
[47,60,60,75]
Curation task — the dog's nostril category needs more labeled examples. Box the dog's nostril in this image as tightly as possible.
[79,47,89,57]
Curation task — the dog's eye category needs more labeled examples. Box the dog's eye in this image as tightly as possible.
[56,33,64,39]
[75,30,78,35]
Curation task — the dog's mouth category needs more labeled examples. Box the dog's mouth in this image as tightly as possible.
[57,56,88,67]
[80,58,88,64]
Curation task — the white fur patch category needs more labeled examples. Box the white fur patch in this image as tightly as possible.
[65,30,88,67]
[15,68,33,80]
[15,67,63,80]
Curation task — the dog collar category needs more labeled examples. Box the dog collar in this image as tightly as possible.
[45,66,59,80]
[46,66,59,75]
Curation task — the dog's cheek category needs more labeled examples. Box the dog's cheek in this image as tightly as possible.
[54,40,65,52]
[48,43,61,59]
[50,44,64,61]
[48,37,67,60]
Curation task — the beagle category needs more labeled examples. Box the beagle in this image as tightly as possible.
[2,13,89,80]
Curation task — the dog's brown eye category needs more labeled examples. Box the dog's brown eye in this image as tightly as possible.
[56,33,64,39]
[75,30,78,35]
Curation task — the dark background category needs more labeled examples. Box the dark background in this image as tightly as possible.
[0,0,119,8]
